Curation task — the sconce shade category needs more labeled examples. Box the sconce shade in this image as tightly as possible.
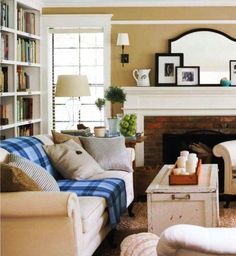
[55,75,90,97]
[117,33,130,46]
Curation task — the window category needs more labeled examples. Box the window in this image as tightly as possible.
[51,29,105,131]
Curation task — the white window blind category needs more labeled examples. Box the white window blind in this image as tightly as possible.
[51,27,105,131]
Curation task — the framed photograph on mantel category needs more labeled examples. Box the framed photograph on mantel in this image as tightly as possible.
[155,53,184,86]
[230,60,236,86]
[176,66,200,86]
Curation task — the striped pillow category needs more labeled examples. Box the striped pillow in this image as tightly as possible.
[8,154,60,191]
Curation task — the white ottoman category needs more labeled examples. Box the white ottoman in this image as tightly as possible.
[120,232,159,256]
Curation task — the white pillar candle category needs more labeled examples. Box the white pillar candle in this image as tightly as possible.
[180,150,189,157]
[188,153,198,167]
[177,156,187,168]
[186,159,196,174]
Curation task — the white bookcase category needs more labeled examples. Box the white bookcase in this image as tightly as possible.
[0,0,42,139]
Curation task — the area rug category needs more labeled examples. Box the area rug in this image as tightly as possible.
[94,201,236,256]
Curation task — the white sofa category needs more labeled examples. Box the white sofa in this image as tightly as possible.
[0,135,135,256]
[157,224,236,256]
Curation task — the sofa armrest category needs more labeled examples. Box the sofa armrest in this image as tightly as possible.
[157,224,236,256]
[1,191,79,218]
[1,192,82,256]
[213,140,236,194]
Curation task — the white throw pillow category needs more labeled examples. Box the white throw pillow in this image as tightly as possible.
[79,136,133,172]
[43,139,104,179]
[8,154,60,191]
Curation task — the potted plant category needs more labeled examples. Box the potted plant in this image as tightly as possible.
[94,98,106,137]
[104,86,126,118]
[104,86,126,136]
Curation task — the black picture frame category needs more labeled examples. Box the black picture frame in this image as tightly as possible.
[155,53,184,86]
[176,66,200,86]
[230,60,236,86]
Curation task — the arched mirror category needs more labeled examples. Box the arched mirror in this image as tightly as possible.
[169,28,236,85]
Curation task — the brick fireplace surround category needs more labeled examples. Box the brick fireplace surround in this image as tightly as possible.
[123,87,236,167]
[144,116,236,167]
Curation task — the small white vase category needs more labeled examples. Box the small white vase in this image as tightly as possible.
[94,126,106,137]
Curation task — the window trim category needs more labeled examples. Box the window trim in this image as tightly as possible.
[41,14,112,133]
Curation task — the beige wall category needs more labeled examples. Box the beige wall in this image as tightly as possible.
[43,7,236,114]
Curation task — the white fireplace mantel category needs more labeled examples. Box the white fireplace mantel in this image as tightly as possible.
[122,86,236,166]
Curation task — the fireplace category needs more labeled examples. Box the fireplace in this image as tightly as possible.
[162,129,236,193]
[123,86,236,167]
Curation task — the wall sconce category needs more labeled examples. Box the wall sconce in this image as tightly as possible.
[116,33,130,67]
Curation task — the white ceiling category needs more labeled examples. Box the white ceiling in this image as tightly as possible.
[42,0,236,7]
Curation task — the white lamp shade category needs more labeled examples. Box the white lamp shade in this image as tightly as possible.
[55,75,90,97]
[117,33,130,46]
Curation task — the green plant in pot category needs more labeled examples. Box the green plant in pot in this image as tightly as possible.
[104,86,126,136]
[94,98,106,137]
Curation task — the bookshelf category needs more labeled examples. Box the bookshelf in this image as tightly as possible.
[0,0,41,139]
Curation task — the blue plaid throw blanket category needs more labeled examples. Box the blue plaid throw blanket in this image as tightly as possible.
[58,178,127,229]
[0,136,56,177]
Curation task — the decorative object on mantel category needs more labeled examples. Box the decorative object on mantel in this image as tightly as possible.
[230,60,236,86]
[176,66,200,86]
[169,28,236,86]
[116,33,130,67]
[133,69,151,86]
[155,53,184,86]
[104,86,126,136]
[220,77,231,87]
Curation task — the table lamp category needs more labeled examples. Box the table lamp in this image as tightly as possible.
[55,75,90,128]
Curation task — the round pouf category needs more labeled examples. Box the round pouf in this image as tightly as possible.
[120,232,159,256]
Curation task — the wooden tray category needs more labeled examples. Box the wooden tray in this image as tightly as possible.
[169,159,202,185]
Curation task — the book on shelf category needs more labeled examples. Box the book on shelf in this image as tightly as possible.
[1,33,9,60]
[1,2,9,27]
[0,104,9,125]
[17,8,36,35]
[18,124,33,136]
[17,97,33,121]
[17,66,30,91]
[17,38,37,63]
[0,66,8,92]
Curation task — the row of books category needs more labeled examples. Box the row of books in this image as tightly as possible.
[17,97,33,121]
[18,124,33,136]
[17,38,37,63]
[17,8,36,35]
[1,2,9,27]
[17,66,30,91]
[0,67,8,92]
[1,33,9,60]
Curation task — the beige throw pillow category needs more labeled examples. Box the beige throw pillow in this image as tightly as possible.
[43,139,104,179]
[0,163,42,192]
[51,130,82,145]
[79,136,133,172]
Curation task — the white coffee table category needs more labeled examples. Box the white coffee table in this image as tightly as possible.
[146,164,220,235]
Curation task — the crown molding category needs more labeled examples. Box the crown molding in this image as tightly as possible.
[42,0,236,7]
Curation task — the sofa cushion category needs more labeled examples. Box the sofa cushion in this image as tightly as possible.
[0,163,42,192]
[0,136,57,178]
[51,130,82,145]
[89,170,134,207]
[43,139,104,179]
[79,136,133,172]
[79,196,107,233]
[8,154,60,191]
